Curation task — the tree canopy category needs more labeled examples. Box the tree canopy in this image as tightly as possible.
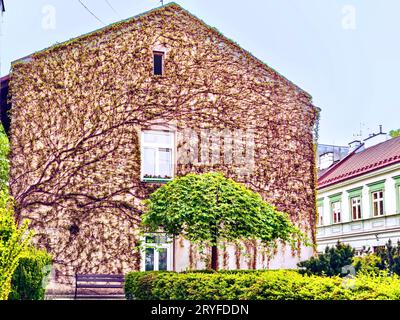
[0,124,32,299]
[141,172,307,269]
[389,129,400,138]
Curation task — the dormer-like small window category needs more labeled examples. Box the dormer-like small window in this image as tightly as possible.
[153,51,164,75]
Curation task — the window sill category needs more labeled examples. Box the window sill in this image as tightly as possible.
[142,177,172,183]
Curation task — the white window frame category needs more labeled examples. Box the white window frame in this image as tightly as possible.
[141,130,175,181]
[331,201,341,224]
[140,234,173,272]
[351,196,362,221]
[372,190,384,217]
[317,205,324,226]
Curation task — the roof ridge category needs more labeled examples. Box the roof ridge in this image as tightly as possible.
[10,2,313,100]
[318,136,400,188]
[347,135,399,158]
[12,2,179,65]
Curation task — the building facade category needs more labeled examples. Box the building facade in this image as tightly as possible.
[317,136,400,253]
[4,3,317,292]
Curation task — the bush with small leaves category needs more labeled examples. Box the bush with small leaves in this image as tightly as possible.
[9,247,52,300]
[297,242,355,276]
[125,269,400,300]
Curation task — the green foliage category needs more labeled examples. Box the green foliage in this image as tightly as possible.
[0,198,32,300]
[389,129,400,138]
[353,254,382,275]
[0,124,34,300]
[9,247,52,300]
[297,242,355,276]
[142,172,307,248]
[124,271,171,300]
[125,269,400,300]
[0,120,50,300]
[375,239,400,275]
[0,124,9,193]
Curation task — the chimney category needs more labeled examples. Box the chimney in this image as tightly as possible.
[319,152,334,170]
[348,140,363,153]
[363,125,389,149]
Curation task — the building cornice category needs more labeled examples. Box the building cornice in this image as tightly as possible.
[317,225,400,242]
[318,162,400,194]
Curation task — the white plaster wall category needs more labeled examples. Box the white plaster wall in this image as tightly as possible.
[173,237,313,271]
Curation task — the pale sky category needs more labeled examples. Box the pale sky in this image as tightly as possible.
[1,0,399,145]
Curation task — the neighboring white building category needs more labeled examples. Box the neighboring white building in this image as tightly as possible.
[317,134,400,253]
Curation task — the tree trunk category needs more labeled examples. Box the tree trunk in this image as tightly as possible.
[211,245,218,270]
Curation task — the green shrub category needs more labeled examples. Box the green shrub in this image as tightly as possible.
[297,242,354,276]
[353,254,383,275]
[9,247,52,300]
[375,240,400,276]
[125,271,171,300]
[124,269,400,300]
[0,198,32,300]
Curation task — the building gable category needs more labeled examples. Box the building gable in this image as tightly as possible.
[12,3,313,105]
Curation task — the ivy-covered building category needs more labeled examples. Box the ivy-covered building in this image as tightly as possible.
[2,3,317,292]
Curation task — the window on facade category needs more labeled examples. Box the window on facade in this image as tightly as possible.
[397,184,400,213]
[351,196,362,220]
[153,51,164,75]
[141,131,174,180]
[317,205,324,226]
[332,201,341,224]
[142,234,171,271]
[354,250,364,257]
[372,190,384,216]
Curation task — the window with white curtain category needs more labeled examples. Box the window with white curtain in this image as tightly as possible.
[141,130,174,180]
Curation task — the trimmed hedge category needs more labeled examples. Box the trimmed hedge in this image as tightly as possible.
[9,247,52,300]
[125,270,400,300]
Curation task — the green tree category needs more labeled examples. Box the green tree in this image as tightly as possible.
[352,253,382,275]
[375,239,400,275]
[0,198,32,300]
[141,172,306,270]
[0,124,33,299]
[389,129,400,138]
[0,124,9,192]
[298,241,355,276]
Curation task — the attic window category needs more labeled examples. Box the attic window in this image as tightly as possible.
[153,51,164,75]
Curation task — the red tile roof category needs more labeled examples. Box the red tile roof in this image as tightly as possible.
[318,136,400,189]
